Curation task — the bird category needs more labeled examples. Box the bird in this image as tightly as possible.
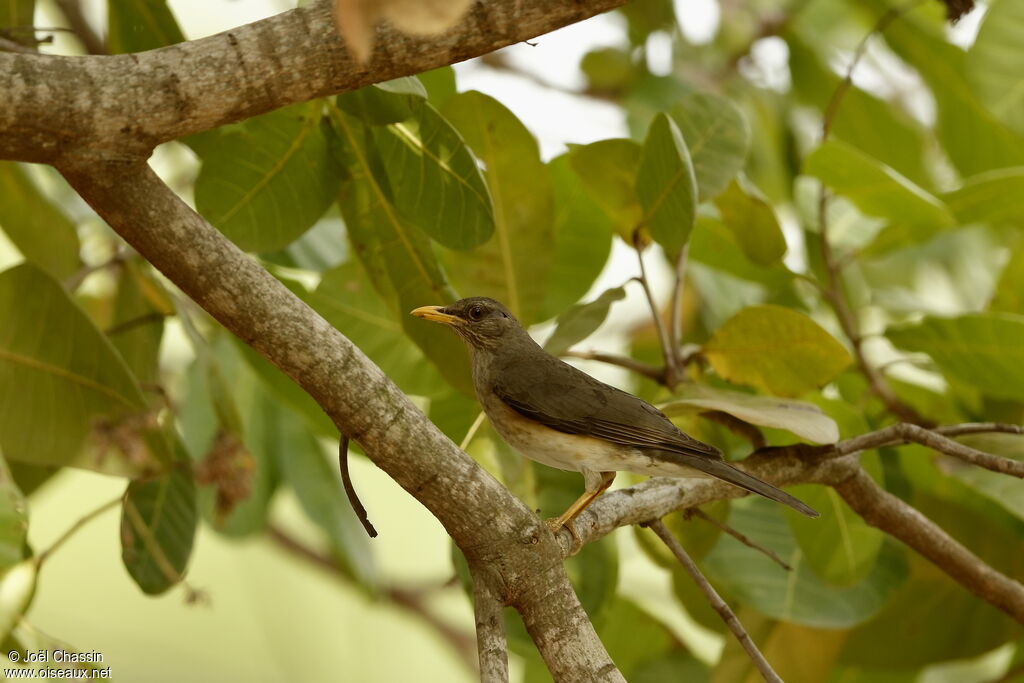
[411,297,818,539]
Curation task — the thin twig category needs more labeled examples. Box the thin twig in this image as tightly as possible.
[564,349,665,383]
[667,244,690,387]
[647,519,783,683]
[699,410,767,449]
[35,496,123,567]
[816,0,930,426]
[933,423,1023,438]
[836,468,1024,623]
[64,247,129,291]
[459,411,488,451]
[339,435,377,538]
[470,563,510,683]
[0,36,35,53]
[266,525,478,668]
[53,0,107,54]
[688,508,791,570]
[836,423,1024,477]
[633,232,679,386]
[105,311,169,337]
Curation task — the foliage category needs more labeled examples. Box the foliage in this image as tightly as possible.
[1,0,1023,680]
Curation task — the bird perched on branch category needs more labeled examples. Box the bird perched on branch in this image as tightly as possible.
[412,297,817,540]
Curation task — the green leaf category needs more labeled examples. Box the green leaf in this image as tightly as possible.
[670,92,751,200]
[868,0,1024,176]
[542,154,615,319]
[702,498,909,628]
[107,0,186,54]
[121,466,197,595]
[108,261,167,387]
[887,313,1024,401]
[0,264,163,472]
[195,102,345,253]
[0,0,34,30]
[785,482,885,586]
[703,305,852,397]
[992,233,1024,314]
[543,287,626,357]
[966,0,1024,136]
[336,80,426,125]
[688,217,795,290]
[308,260,445,397]
[803,140,954,230]
[273,424,377,589]
[0,163,80,280]
[786,33,931,188]
[372,100,494,249]
[943,167,1024,227]
[417,67,457,107]
[713,180,786,266]
[331,109,472,393]
[598,598,703,680]
[0,458,27,572]
[569,139,643,241]
[636,113,698,253]
[440,91,556,324]
[661,384,839,444]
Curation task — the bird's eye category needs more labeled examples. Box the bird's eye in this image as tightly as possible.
[468,305,485,321]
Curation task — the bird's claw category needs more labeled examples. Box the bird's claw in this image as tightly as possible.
[545,517,583,556]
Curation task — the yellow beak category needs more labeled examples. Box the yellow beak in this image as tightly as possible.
[410,305,464,326]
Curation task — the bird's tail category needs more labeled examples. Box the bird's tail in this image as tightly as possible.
[663,452,819,518]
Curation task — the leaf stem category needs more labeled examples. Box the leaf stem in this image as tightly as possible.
[816,0,930,426]
[633,232,679,386]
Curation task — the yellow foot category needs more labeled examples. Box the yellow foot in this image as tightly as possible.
[545,517,583,556]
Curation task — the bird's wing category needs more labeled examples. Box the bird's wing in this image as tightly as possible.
[492,353,720,458]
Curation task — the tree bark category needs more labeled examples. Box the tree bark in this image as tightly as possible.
[0,0,627,163]
[55,157,624,680]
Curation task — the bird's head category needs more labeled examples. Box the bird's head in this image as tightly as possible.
[411,297,520,350]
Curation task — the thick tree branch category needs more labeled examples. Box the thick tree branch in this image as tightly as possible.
[560,421,1024,624]
[561,448,857,553]
[55,157,621,681]
[470,564,510,683]
[1,0,627,163]
[835,468,1024,623]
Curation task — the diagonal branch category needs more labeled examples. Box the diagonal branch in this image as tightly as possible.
[1,0,628,163]
[647,519,783,683]
[470,563,510,683]
[55,157,622,682]
[835,467,1024,623]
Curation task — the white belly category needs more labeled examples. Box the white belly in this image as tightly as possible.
[483,394,709,479]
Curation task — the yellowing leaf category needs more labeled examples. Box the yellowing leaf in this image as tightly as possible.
[704,305,851,396]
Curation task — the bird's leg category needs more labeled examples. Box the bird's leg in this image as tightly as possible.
[546,472,616,552]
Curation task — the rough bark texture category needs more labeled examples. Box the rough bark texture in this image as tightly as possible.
[3,0,1024,679]
[0,0,626,163]
[836,467,1024,623]
[55,158,621,680]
